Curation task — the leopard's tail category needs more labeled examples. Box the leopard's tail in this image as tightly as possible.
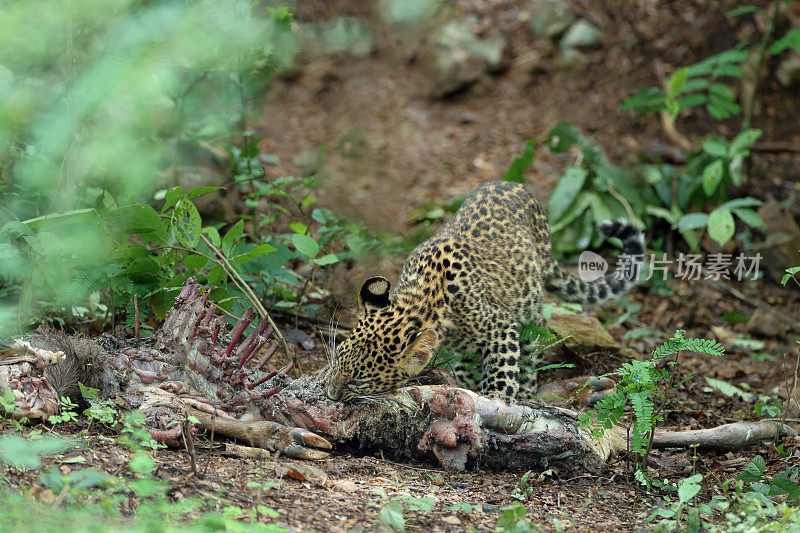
[544,219,645,304]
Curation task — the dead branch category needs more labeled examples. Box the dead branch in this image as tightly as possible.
[653,421,797,451]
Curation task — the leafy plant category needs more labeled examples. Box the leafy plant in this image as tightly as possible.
[120,410,166,452]
[369,488,434,532]
[496,502,537,533]
[237,174,390,315]
[1,386,29,430]
[621,46,748,120]
[0,433,73,469]
[540,121,764,256]
[646,473,705,532]
[0,0,296,335]
[47,396,79,425]
[782,265,800,288]
[738,455,800,502]
[579,330,724,474]
[648,457,800,532]
[79,383,117,426]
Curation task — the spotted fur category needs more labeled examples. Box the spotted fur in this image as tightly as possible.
[325,180,644,402]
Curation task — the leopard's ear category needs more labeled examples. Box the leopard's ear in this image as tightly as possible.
[397,329,438,378]
[358,276,391,311]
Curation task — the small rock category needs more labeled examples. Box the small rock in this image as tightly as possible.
[318,17,375,59]
[559,20,601,49]
[746,308,788,339]
[441,515,461,525]
[378,0,442,26]
[776,53,800,87]
[556,46,589,70]
[295,17,375,60]
[529,0,574,39]
[284,329,316,351]
[546,313,638,359]
[332,479,359,493]
[426,15,506,97]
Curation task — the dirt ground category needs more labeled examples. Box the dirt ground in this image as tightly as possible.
[4,0,800,531]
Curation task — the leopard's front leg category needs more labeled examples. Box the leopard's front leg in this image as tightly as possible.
[476,313,521,403]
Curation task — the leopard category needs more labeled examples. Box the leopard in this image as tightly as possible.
[324,180,644,403]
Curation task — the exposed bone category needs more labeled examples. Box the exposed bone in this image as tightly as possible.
[653,421,797,451]
[221,442,273,460]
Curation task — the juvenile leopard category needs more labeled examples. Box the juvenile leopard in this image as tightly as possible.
[325,180,644,402]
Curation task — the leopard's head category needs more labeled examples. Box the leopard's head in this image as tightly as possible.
[325,276,438,402]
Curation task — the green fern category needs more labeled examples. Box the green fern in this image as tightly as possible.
[629,390,655,453]
[581,330,724,473]
[652,329,724,360]
[57,264,122,307]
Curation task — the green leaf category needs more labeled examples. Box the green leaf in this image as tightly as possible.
[183,254,208,271]
[121,203,163,234]
[702,159,724,196]
[23,208,97,230]
[718,197,762,210]
[548,166,588,222]
[379,502,405,532]
[769,28,800,55]
[668,67,688,95]
[497,502,527,531]
[770,476,800,499]
[0,435,72,469]
[67,469,109,490]
[550,191,592,233]
[0,221,32,239]
[738,455,766,482]
[726,5,763,17]
[292,234,319,260]
[707,89,741,119]
[128,451,156,475]
[232,244,277,264]
[681,229,701,252]
[545,122,581,153]
[729,128,762,155]
[221,220,244,257]
[172,199,202,248]
[503,139,536,183]
[162,187,184,213]
[646,206,678,224]
[702,138,728,157]
[729,155,744,186]
[705,376,754,402]
[676,212,709,231]
[678,474,703,503]
[707,208,735,246]
[202,226,221,248]
[289,222,308,235]
[675,94,707,110]
[207,264,227,285]
[620,87,668,115]
[732,208,764,229]
[313,253,339,266]
[187,186,223,199]
[589,193,615,227]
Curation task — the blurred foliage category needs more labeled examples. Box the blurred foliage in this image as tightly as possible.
[0,0,296,334]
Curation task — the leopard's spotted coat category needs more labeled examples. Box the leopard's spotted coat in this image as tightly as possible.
[325,180,644,402]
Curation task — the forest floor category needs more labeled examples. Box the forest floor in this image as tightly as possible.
[4,0,800,531]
